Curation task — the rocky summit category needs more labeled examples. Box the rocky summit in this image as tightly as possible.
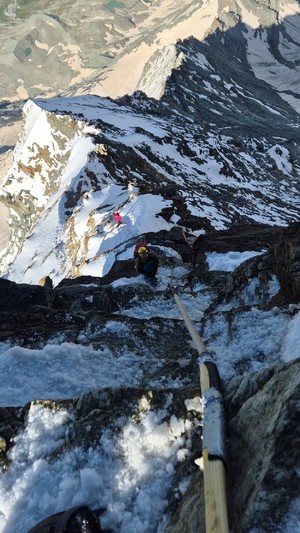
[0,1,300,532]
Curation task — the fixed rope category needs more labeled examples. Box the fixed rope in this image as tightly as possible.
[171,287,229,533]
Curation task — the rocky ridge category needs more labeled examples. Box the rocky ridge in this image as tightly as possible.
[0,1,300,531]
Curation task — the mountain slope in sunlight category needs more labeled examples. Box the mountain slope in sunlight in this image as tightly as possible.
[1,28,300,285]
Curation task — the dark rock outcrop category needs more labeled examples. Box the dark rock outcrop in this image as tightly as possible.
[193,223,281,259]
[191,223,300,308]
[226,357,300,532]
[273,223,300,304]
[165,358,300,533]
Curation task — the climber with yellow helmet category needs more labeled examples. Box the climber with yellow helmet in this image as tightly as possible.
[134,243,159,279]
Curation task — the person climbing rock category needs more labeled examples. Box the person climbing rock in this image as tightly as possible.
[134,245,158,279]
[113,211,122,225]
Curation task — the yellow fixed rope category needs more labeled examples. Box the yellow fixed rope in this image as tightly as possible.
[172,289,229,533]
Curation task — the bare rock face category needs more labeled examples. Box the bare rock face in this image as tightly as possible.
[192,223,281,259]
[0,407,25,469]
[164,358,300,533]
[273,223,300,304]
[164,468,205,533]
[225,357,300,532]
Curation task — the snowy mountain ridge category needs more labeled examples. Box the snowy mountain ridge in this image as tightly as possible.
[2,19,300,285]
[0,2,300,532]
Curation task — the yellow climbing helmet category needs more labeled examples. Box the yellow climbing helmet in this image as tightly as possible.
[138,246,148,255]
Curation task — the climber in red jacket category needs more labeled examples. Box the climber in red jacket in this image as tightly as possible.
[113,211,122,225]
